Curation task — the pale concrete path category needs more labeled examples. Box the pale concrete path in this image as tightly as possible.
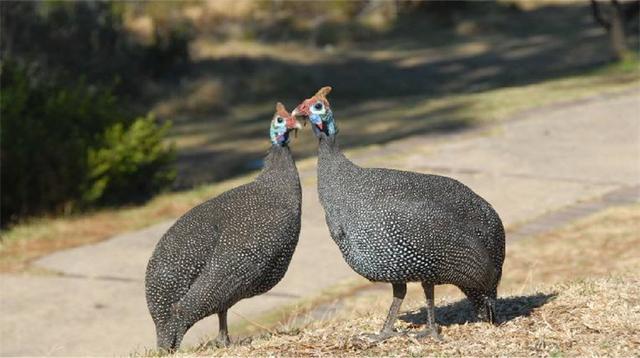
[1,90,639,356]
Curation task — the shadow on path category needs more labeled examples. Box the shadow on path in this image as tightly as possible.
[399,292,557,326]
[152,2,639,188]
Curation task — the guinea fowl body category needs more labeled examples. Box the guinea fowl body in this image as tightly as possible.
[293,86,504,339]
[317,134,505,316]
[145,145,301,350]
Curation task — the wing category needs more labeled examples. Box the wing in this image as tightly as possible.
[356,167,503,251]
[145,219,220,325]
[171,236,287,325]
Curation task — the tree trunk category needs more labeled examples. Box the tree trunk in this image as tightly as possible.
[609,0,628,60]
[590,0,630,61]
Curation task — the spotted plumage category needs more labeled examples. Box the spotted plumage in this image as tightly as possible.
[145,103,302,351]
[293,87,505,340]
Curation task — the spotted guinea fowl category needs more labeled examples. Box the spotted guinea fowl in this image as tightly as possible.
[145,103,302,351]
[292,87,505,341]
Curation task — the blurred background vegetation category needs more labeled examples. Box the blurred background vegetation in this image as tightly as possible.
[1,0,639,227]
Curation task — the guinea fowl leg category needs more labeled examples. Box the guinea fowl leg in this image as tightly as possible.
[363,283,407,342]
[461,287,497,324]
[414,282,442,340]
[215,310,231,347]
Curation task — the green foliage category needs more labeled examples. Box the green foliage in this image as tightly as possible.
[0,1,188,225]
[85,115,176,206]
[0,61,175,224]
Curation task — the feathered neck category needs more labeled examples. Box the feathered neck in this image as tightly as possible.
[318,133,357,170]
[257,144,300,188]
[318,133,339,155]
[316,130,359,211]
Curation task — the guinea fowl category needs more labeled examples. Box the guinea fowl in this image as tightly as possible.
[292,87,505,341]
[145,103,302,351]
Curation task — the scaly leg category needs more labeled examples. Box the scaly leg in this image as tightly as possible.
[363,283,407,342]
[414,282,442,341]
[215,310,231,347]
[461,287,497,324]
[481,293,498,325]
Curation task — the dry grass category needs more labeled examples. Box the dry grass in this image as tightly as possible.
[504,204,640,289]
[183,276,638,357]
[164,204,640,357]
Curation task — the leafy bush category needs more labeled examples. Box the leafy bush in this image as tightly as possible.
[0,61,175,225]
[85,115,175,206]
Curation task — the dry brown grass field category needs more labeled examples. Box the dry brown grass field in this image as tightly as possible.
[151,204,640,357]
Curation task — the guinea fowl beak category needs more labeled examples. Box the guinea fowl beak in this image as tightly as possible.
[286,117,302,138]
[291,107,308,125]
[292,105,324,130]
[286,117,302,129]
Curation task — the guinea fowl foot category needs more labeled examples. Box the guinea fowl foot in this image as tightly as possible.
[412,326,442,341]
[214,335,231,348]
[203,335,231,349]
[477,302,498,325]
[361,330,404,343]
[359,283,408,344]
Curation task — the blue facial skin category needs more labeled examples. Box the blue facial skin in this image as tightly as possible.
[270,123,290,146]
[311,110,337,138]
[310,113,323,128]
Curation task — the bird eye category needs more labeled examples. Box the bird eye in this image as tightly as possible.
[314,102,323,110]
[276,117,283,123]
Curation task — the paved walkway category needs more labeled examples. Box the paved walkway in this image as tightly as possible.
[1,90,639,356]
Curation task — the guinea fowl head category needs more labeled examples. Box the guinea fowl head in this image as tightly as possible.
[270,102,302,146]
[292,86,337,137]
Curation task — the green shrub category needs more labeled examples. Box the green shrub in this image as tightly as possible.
[84,115,175,206]
[0,61,175,225]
